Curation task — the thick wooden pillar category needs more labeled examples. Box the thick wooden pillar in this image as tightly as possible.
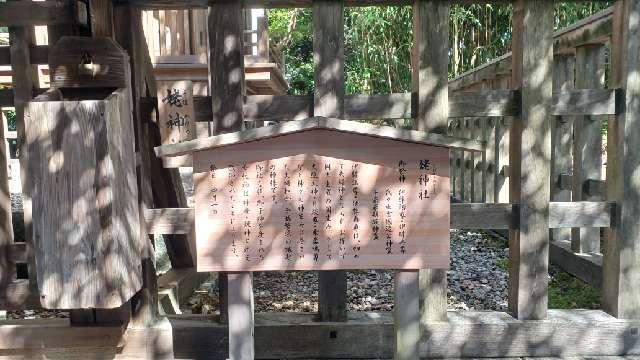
[413,2,449,339]
[0,105,14,287]
[550,54,574,243]
[572,44,605,254]
[8,1,38,290]
[208,1,253,350]
[603,0,640,319]
[314,0,348,323]
[508,0,553,320]
[113,4,158,327]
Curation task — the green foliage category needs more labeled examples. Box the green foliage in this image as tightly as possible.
[269,2,612,96]
[549,267,601,309]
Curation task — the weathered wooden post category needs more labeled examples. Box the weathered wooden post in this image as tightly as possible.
[572,44,605,253]
[603,0,640,319]
[508,0,553,320]
[25,37,143,309]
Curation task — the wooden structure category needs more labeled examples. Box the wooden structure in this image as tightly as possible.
[157,118,462,272]
[0,0,639,359]
[26,37,142,310]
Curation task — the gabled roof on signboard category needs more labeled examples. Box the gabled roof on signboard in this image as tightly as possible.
[154,117,485,158]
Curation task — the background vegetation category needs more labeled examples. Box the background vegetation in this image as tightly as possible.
[268,2,612,95]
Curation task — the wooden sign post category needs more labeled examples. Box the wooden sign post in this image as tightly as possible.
[155,117,474,358]
[157,80,195,167]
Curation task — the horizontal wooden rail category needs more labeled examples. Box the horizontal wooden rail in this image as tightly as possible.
[0,280,41,310]
[138,89,619,125]
[145,201,614,235]
[0,1,87,27]
[449,7,613,91]
[0,45,49,66]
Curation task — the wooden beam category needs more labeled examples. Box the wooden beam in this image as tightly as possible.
[227,272,254,360]
[551,54,574,244]
[413,0,449,335]
[0,45,49,66]
[508,0,553,320]
[208,0,247,327]
[166,310,640,359]
[144,202,614,237]
[550,239,602,288]
[0,102,14,289]
[314,0,347,324]
[572,44,606,254]
[394,270,419,360]
[0,1,85,26]
[603,0,640,319]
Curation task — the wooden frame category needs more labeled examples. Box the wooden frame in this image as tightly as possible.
[1,0,639,359]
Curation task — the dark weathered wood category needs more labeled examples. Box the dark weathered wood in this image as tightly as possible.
[113,3,159,327]
[0,1,84,26]
[313,0,347,324]
[89,0,114,37]
[0,105,14,289]
[227,272,254,360]
[166,310,640,359]
[551,54,574,244]
[0,45,49,66]
[603,0,640,319]
[8,6,40,300]
[508,0,553,320]
[550,240,602,288]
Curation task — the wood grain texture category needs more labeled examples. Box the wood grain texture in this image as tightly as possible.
[25,90,142,309]
[571,44,605,254]
[227,272,254,360]
[603,0,640,319]
[208,1,245,135]
[551,54,574,244]
[0,102,14,288]
[550,239,602,289]
[49,36,128,89]
[155,118,484,158]
[394,270,419,360]
[166,310,640,359]
[508,0,553,320]
[0,1,77,26]
[192,130,451,272]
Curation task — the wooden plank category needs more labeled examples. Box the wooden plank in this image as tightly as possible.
[227,272,254,360]
[0,1,81,26]
[0,45,49,66]
[572,44,605,254]
[208,0,246,327]
[113,3,160,327]
[413,0,450,329]
[192,130,450,272]
[158,267,209,306]
[26,90,142,309]
[155,118,484,158]
[508,0,553,320]
[603,0,640,319]
[142,201,614,238]
[550,239,602,288]
[0,106,14,288]
[89,0,114,37]
[551,54,574,246]
[166,310,640,359]
[394,270,419,360]
[8,5,39,301]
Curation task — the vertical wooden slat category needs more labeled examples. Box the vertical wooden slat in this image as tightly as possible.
[551,54,574,243]
[603,0,640,319]
[208,0,247,328]
[257,16,269,61]
[314,0,348,323]
[228,272,254,360]
[413,0,449,333]
[394,270,420,360]
[9,4,37,290]
[0,109,14,287]
[495,73,510,204]
[484,80,497,204]
[113,4,158,327]
[508,0,553,320]
[572,44,605,254]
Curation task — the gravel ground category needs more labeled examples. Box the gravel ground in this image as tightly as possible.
[184,229,509,314]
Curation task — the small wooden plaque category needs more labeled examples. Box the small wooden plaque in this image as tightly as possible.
[193,129,450,271]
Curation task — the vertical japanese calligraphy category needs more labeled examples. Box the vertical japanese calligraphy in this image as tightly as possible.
[193,130,450,271]
[157,80,196,145]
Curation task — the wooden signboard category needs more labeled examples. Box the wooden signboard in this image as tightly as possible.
[191,125,451,272]
[158,80,195,167]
